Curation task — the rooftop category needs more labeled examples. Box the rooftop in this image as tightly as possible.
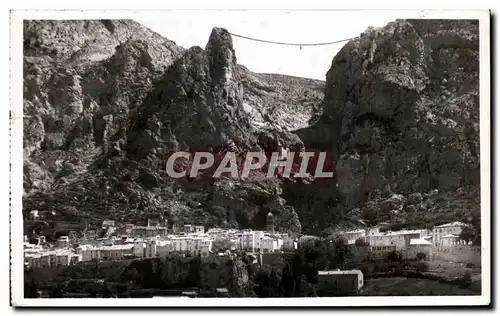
[342,229,365,234]
[318,269,363,276]
[436,222,467,228]
[409,239,432,245]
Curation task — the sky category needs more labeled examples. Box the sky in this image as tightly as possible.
[137,11,405,80]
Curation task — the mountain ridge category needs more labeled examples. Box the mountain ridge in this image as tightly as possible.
[22,19,480,240]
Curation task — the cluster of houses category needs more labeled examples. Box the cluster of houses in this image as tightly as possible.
[24,212,300,269]
[315,221,472,295]
[24,238,82,269]
[24,212,470,270]
[336,221,471,261]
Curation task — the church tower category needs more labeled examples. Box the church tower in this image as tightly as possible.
[266,212,275,234]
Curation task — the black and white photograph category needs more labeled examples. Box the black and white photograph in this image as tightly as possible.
[9,8,491,307]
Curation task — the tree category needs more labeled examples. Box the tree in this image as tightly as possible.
[386,250,403,263]
[459,271,472,289]
[460,206,481,246]
[101,279,113,298]
[186,255,202,288]
[355,238,370,247]
[414,262,429,272]
[253,266,282,297]
[97,229,107,238]
[50,284,64,298]
[332,237,351,269]
[298,275,317,297]
[459,225,478,246]
[211,239,232,252]
[416,252,427,261]
[280,262,296,297]
[24,277,38,298]
[320,228,335,239]
[269,268,282,297]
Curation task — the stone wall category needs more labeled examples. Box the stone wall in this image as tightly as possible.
[431,246,481,265]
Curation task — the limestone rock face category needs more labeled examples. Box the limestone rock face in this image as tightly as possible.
[127,28,253,157]
[22,21,309,235]
[239,67,324,131]
[22,19,480,236]
[295,19,480,231]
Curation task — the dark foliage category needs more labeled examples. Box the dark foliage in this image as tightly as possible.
[249,237,351,297]
[416,252,427,261]
[386,250,403,263]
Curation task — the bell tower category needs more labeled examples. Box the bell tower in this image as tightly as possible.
[266,212,275,234]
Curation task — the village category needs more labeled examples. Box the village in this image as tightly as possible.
[24,209,474,272]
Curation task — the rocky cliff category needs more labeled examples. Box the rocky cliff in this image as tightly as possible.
[295,19,480,232]
[23,20,322,235]
[22,19,480,236]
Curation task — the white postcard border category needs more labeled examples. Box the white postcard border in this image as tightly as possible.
[9,8,491,307]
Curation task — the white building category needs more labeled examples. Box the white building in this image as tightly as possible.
[24,248,75,268]
[194,226,205,235]
[70,254,82,265]
[366,232,406,249]
[366,226,380,236]
[131,226,168,237]
[102,220,115,229]
[396,229,428,239]
[432,222,468,247]
[77,244,134,261]
[403,238,433,260]
[58,236,70,248]
[101,244,134,260]
[29,210,39,221]
[239,231,265,252]
[54,250,72,266]
[76,245,100,262]
[168,236,188,252]
[145,241,157,258]
[365,229,430,249]
[260,236,280,253]
[317,270,364,294]
[133,240,145,257]
[440,234,461,247]
[200,239,212,257]
[370,245,397,259]
[339,229,366,243]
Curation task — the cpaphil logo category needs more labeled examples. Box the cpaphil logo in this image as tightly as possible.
[164,148,335,183]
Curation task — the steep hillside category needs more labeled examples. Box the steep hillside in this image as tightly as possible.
[294,19,480,232]
[22,20,322,235]
[22,19,480,237]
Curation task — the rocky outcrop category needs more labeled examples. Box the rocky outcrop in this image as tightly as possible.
[22,21,310,234]
[293,19,480,231]
[239,67,324,131]
[22,19,480,236]
[126,28,253,159]
[23,20,185,194]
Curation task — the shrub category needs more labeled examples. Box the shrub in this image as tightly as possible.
[414,262,429,272]
[355,238,370,247]
[459,271,472,288]
[416,252,427,261]
[466,262,475,268]
[386,250,403,263]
